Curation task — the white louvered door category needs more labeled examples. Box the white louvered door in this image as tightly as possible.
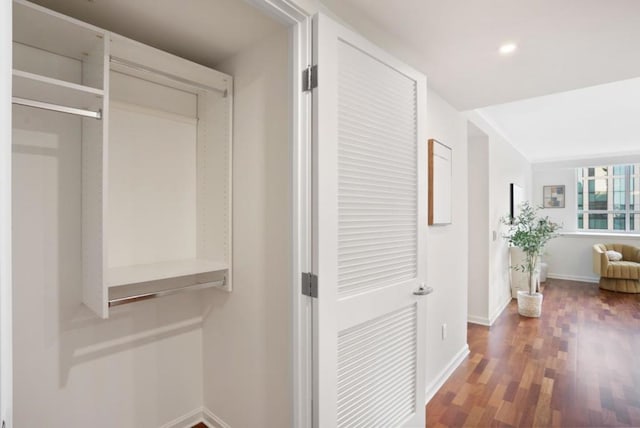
[312,13,428,428]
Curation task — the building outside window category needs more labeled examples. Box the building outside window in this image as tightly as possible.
[577,164,640,232]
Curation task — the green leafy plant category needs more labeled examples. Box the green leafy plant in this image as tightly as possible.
[501,202,560,295]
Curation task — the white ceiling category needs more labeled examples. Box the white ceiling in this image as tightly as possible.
[29,0,284,68]
[29,0,640,111]
[332,0,640,110]
[477,77,640,163]
[27,0,640,163]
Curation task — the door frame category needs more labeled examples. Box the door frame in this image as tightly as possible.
[243,1,313,427]
[1,0,13,427]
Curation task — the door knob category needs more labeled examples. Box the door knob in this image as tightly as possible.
[413,283,434,296]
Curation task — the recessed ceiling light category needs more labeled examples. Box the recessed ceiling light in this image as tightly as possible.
[499,43,517,55]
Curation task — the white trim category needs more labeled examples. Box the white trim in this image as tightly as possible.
[559,231,640,239]
[473,109,530,162]
[157,407,231,428]
[159,407,204,428]
[531,152,640,168]
[202,407,231,428]
[489,295,512,325]
[467,314,491,326]
[1,0,12,426]
[244,0,309,24]
[547,273,599,284]
[289,16,313,428]
[424,344,470,404]
[467,295,512,327]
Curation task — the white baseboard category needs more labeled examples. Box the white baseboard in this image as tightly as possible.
[547,273,599,284]
[202,408,231,428]
[159,407,230,428]
[424,344,470,404]
[468,295,511,327]
[160,407,205,428]
[489,295,511,326]
[467,314,490,326]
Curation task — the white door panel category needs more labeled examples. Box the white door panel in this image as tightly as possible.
[313,12,428,428]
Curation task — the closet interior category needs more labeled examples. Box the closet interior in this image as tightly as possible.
[14,0,234,319]
[11,0,290,426]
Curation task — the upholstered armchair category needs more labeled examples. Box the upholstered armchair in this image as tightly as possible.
[593,243,640,293]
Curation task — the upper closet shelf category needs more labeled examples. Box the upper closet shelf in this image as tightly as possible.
[13,70,104,115]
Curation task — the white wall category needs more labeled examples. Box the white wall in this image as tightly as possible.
[202,28,291,427]
[546,234,640,283]
[12,56,204,428]
[1,0,12,425]
[532,162,640,282]
[466,111,532,325]
[424,89,470,397]
[467,132,489,323]
[532,164,577,230]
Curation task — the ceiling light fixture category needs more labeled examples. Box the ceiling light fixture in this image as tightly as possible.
[499,43,517,55]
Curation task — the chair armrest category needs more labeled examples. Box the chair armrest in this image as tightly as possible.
[593,244,609,275]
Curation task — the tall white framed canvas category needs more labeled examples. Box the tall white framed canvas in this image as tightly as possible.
[510,183,524,223]
[428,139,452,225]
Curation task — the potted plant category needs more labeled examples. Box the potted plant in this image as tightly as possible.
[501,202,560,317]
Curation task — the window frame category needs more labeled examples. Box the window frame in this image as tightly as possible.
[577,164,640,233]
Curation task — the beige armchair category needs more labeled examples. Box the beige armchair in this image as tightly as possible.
[593,243,640,293]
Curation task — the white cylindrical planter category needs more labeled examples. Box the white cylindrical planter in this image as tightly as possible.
[517,290,543,317]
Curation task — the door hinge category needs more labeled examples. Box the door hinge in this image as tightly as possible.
[302,65,318,92]
[301,272,318,298]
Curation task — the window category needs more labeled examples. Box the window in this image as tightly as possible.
[577,164,640,232]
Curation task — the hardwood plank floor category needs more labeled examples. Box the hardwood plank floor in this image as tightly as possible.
[426,278,640,427]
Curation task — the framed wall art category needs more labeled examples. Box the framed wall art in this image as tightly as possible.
[510,183,524,223]
[543,185,565,208]
[428,139,452,225]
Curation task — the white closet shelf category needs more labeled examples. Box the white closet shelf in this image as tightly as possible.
[14,0,105,62]
[106,259,228,287]
[13,69,103,111]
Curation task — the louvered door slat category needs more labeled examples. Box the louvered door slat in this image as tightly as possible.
[337,305,417,427]
[338,50,418,298]
[340,130,419,157]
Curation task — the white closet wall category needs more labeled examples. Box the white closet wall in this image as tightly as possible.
[202,28,291,427]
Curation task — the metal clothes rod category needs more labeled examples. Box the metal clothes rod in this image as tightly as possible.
[110,56,228,97]
[12,97,102,120]
[108,278,225,308]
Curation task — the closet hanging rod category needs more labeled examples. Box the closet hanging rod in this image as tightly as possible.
[109,56,228,97]
[12,97,102,119]
[108,278,226,308]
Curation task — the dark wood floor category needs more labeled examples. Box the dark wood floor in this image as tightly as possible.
[427,278,640,427]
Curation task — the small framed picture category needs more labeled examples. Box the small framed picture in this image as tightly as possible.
[543,185,565,208]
